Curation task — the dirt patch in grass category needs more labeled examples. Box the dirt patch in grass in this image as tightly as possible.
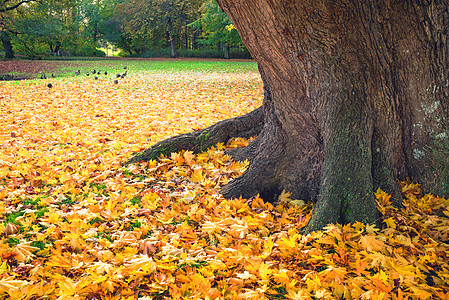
[0,58,256,81]
[0,60,81,80]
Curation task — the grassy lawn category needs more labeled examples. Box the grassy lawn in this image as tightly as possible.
[0,58,259,81]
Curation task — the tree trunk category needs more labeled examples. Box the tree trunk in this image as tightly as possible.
[1,31,14,59]
[132,0,449,232]
[224,44,230,59]
[170,38,177,58]
[216,0,448,232]
[167,18,178,58]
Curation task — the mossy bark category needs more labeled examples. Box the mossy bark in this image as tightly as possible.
[216,0,448,233]
[307,84,378,232]
[126,106,264,164]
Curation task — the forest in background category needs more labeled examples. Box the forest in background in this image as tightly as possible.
[0,0,250,59]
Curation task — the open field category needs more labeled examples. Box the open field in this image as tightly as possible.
[0,60,448,299]
[0,59,258,80]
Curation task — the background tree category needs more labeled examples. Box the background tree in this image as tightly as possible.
[115,0,202,57]
[130,0,449,232]
[8,0,109,58]
[189,0,244,58]
[0,0,36,58]
[1,0,249,59]
[12,2,68,57]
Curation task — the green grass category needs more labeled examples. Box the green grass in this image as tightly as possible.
[2,59,258,84]
[62,60,257,75]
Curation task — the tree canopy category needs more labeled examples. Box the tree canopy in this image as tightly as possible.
[0,0,250,59]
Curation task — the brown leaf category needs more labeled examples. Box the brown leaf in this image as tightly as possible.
[4,223,19,236]
[25,185,35,194]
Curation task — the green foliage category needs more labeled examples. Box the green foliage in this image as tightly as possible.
[88,217,103,225]
[22,198,41,208]
[30,240,47,250]
[5,211,24,225]
[189,0,248,58]
[138,47,251,59]
[6,237,20,247]
[114,0,203,57]
[2,0,250,59]
[130,196,142,207]
[35,208,49,218]
[127,220,142,230]
[177,259,208,271]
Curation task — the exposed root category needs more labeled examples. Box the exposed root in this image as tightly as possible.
[126,106,264,165]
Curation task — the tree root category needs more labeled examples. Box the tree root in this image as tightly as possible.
[125,106,264,165]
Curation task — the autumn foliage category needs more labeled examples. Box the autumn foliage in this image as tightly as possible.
[0,62,448,299]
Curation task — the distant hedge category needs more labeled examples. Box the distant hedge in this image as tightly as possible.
[122,48,252,59]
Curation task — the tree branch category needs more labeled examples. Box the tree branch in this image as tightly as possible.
[0,0,34,13]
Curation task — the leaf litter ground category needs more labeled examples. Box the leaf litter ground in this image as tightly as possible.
[0,61,448,299]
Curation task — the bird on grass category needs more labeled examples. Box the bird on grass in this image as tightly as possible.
[116,73,121,78]
[75,70,80,75]
[47,83,53,88]
[104,71,108,75]
[114,79,118,84]
[93,70,96,74]
[86,72,90,76]
[40,74,46,79]
[51,73,56,78]
[95,76,98,80]
[124,66,127,70]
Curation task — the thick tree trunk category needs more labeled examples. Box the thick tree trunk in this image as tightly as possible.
[1,31,14,59]
[215,0,448,232]
[132,0,448,232]
[170,38,178,58]
[168,18,178,58]
[224,44,230,59]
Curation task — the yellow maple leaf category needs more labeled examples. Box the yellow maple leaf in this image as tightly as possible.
[190,168,204,183]
[14,242,40,263]
[278,189,292,203]
[260,237,274,259]
[258,262,273,282]
[202,221,222,234]
[0,276,28,292]
[183,151,195,166]
[170,152,184,165]
[46,252,73,269]
[383,217,396,229]
[285,289,312,300]
[360,235,385,252]
[113,232,137,247]
[408,285,433,299]
[0,188,7,200]
[56,276,77,296]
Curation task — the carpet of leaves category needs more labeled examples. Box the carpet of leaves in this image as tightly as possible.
[0,68,448,299]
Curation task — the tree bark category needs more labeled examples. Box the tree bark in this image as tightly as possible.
[1,31,14,59]
[215,0,448,232]
[167,18,178,58]
[133,0,449,232]
[224,44,230,59]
